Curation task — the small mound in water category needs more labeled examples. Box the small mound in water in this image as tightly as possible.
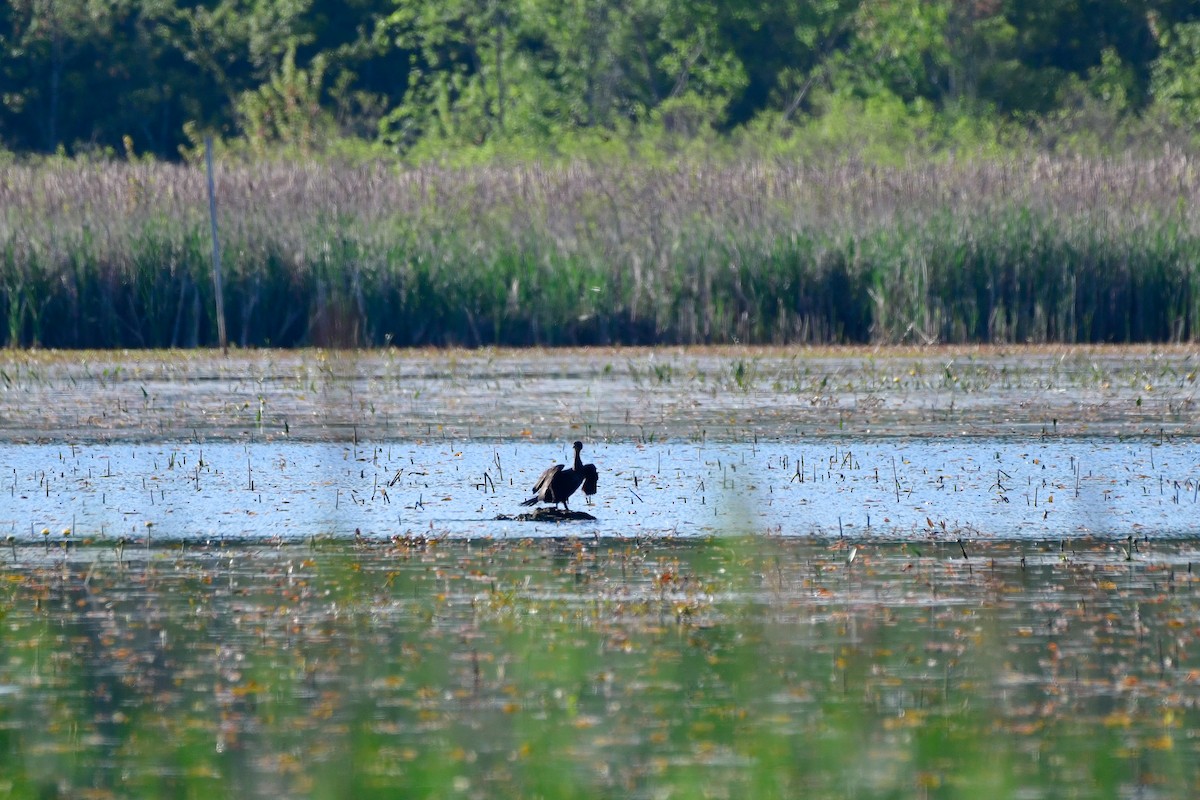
[496,508,597,522]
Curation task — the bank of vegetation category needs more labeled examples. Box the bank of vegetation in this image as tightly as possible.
[2,155,1198,348]
[4,1,1200,347]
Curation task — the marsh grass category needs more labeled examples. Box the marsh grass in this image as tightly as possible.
[3,155,1199,348]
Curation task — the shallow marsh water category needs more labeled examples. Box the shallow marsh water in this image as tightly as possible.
[0,345,1196,443]
[2,537,1200,800]
[2,438,1199,542]
[2,346,1198,541]
[2,347,1200,798]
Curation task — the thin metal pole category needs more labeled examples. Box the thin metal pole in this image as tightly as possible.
[204,136,228,353]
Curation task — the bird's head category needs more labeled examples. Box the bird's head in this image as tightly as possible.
[572,441,583,451]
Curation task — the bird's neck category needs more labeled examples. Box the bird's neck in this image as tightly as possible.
[573,449,583,470]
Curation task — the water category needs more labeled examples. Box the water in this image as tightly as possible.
[3,438,1198,542]
[0,537,1198,799]
[2,347,1200,799]
[0,347,1196,444]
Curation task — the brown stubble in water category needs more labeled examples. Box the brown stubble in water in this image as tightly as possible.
[0,345,1196,443]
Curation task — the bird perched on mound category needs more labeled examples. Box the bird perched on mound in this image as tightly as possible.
[521,441,599,511]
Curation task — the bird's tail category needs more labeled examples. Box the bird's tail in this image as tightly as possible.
[520,497,539,506]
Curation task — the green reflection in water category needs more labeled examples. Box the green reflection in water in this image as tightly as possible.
[0,535,1196,798]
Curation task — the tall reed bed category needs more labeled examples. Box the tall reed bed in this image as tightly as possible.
[1,155,1198,347]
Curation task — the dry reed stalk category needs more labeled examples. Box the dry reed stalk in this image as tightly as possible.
[1,155,1198,348]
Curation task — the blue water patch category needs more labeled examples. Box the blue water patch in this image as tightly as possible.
[1,439,1196,541]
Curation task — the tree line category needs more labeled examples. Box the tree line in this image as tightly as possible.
[3,0,1200,162]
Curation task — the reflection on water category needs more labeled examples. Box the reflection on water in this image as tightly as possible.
[2,439,1198,541]
[0,537,1198,799]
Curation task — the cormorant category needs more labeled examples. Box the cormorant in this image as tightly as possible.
[521,441,599,511]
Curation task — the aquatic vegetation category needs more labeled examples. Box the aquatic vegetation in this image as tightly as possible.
[0,536,1197,799]
[0,346,1196,444]
[2,157,1200,347]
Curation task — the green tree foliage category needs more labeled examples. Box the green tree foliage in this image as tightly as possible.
[236,43,333,153]
[1151,19,1200,124]
[1,0,1199,159]
[0,0,176,154]
[377,0,754,150]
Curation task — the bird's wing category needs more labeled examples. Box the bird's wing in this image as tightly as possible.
[531,464,564,497]
[582,470,599,496]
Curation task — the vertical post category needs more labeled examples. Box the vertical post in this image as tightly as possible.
[204,136,228,353]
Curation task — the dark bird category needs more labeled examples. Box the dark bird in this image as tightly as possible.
[521,441,599,511]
